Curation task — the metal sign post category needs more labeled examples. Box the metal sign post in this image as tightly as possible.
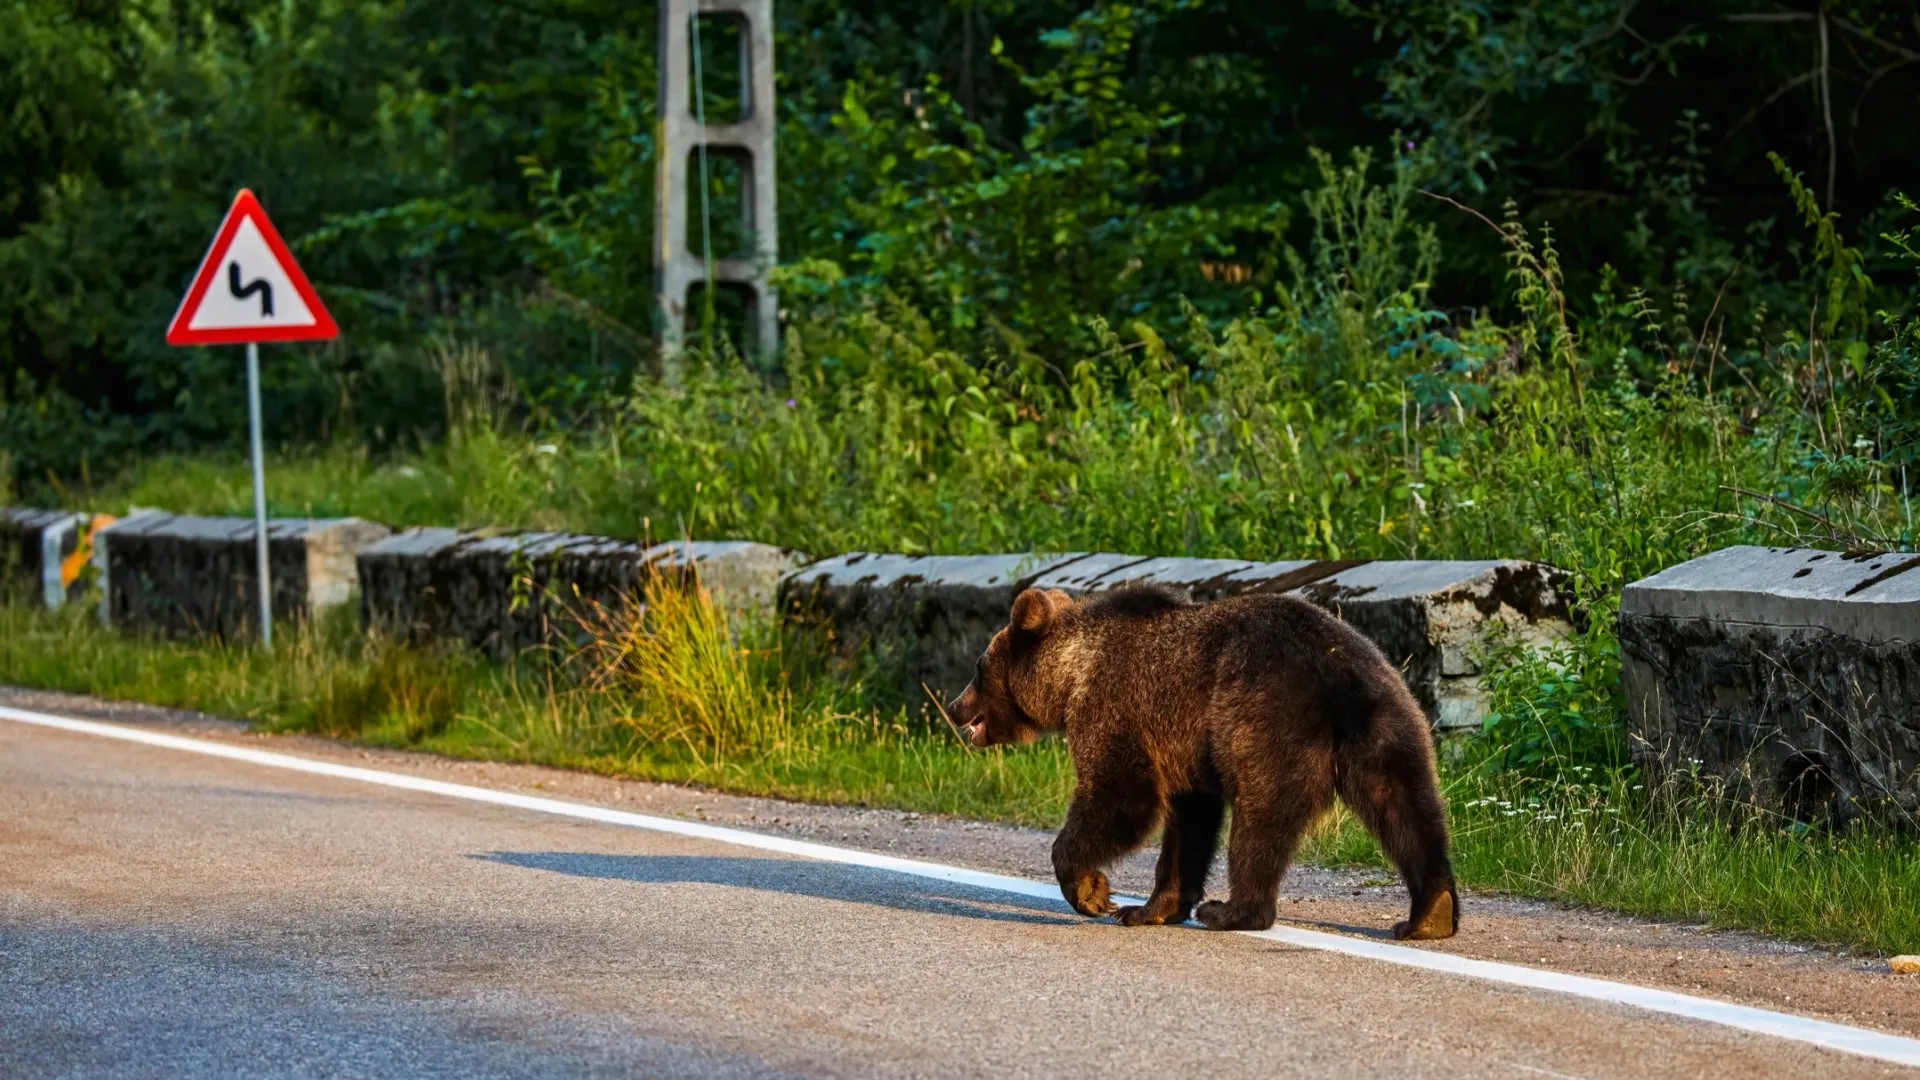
[165,189,339,647]
[245,342,273,647]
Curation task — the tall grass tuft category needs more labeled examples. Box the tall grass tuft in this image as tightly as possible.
[577,574,798,765]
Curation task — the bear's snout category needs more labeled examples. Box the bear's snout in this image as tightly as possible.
[945,687,973,720]
[946,687,981,744]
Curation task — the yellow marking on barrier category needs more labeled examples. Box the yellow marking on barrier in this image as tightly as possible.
[60,514,116,589]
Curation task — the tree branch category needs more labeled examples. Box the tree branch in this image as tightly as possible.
[1851,57,1920,131]
[1725,67,1819,139]
[1829,14,1920,63]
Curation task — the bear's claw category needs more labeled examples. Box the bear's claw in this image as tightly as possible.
[1193,899,1276,931]
[1063,870,1116,918]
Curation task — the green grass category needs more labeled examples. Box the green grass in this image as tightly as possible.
[75,431,640,537]
[4,592,1915,956]
[1444,778,1920,959]
[0,595,1077,827]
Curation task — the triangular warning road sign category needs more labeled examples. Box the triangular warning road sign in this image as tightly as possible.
[166,189,338,345]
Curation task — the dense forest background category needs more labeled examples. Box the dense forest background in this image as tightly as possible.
[3,0,1917,497]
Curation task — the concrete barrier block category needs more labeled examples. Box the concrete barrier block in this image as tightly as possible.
[779,552,1089,700]
[97,513,391,638]
[1297,561,1574,729]
[2,507,112,609]
[1621,545,1920,819]
[785,551,1574,726]
[358,530,806,658]
[644,540,806,616]
[1028,553,1369,600]
[1038,555,1300,601]
[359,529,643,658]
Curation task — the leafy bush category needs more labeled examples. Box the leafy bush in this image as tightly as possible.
[1472,631,1628,786]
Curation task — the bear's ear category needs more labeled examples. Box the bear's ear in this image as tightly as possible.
[1010,588,1058,634]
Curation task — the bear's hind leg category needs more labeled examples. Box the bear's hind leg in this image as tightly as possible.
[1174,791,1225,917]
[1117,792,1223,926]
[1194,784,1328,932]
[1335,728,1458,940]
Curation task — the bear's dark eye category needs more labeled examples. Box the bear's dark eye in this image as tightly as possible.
[975,658,987,686]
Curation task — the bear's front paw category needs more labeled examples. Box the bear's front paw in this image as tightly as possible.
[1062,870,1115,918]
[1114,904,1164,927]
[1193,899,1275,932]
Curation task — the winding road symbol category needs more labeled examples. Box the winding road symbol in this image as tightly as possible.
[227,261,273,318]
[166,189,336,345]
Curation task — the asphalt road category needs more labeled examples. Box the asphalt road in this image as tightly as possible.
[1,711,1910,1079]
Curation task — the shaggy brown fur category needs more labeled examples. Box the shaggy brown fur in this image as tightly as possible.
[947,584,1457,939]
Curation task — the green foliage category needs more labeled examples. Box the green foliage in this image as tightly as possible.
[1473,631,1628,786]
[8,1,1919,496]
[1769,152,1874,340]
[784,4,1287,352]
[90,152,1916,575]
[1358,1,1920,311]
[1859,195,1920,475]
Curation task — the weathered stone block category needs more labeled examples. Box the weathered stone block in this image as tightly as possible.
[783,551,1574,726]
[778,552,1088,701]
[97,513,391,638]
[1029,554,1322,601]
[1621,545,1920,820]
[3,508,117,609]
[645,540,802,617]
[357,529,806,659]
[1295,561,1574,729]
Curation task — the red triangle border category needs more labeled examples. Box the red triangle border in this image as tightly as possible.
[165,189,339,346]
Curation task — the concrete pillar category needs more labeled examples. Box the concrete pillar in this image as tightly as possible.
[655,0,778,369]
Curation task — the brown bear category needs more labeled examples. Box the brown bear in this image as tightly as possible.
[946,583,1457,939]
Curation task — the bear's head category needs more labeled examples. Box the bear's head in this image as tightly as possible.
[946,588,1073,747]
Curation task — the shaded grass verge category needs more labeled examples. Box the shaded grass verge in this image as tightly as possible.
[2,595,1913,956]
[0,596,1075,827]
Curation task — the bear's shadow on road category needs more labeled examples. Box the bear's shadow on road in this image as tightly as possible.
[474,851,1080,925]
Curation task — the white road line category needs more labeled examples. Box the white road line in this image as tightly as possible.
[6,703,1917,1071]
